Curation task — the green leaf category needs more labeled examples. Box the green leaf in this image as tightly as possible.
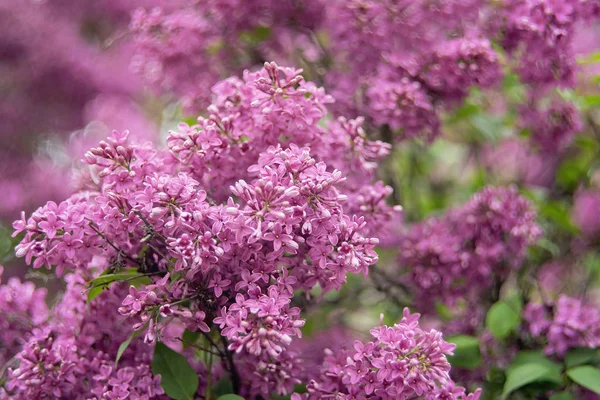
[509,351,559,370]
[565,348,600,369]
[486,300,521,339]
[502,362,562,399]
[447,335,482,370]
[470,114,504,142]
[567,365,600,394]
[115,329,144,367]
[550,392,574,400]
[583,94,600,108]
[0,225,13,262]
[539,201,579,235]
[217,395,245,400]
[212,377,234,397]
[152,342,199,400]
[87,269,150,302]
[181,329,201,349]
[240,26,271,44]
[577,51,600,65]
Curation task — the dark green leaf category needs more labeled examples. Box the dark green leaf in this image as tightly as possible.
[549,392,574,400]
[447,335,482,370]
[152,342,199,400]
[0,225,13,262]
[567,365,600,394]
[565,348,599,369]
[181,329,201,349]
[509,351,560,371]
[539,201,579,235]
[502,362,562,399]
[240,26,271,44]
[486,300,521,339]
[87,270,150,303]
[212,377,234,397]
[217,395,245,400]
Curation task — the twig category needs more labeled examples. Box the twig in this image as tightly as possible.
[86,220,140,266]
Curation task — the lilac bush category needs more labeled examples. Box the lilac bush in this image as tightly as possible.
[1,1,600,399]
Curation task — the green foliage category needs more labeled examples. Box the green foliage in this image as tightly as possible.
[502,351,562,398]
[181,329,201,349]
[566,365,600,395]
[447,335,482,370]
[152,342,199,400]
[486,300,521,339]
[240,26,271,45]
[212,377,235,397]
[0,224,13,263]
[549,392,575,400]
[556,136,599,193]
[565,348,600,369]
[216,395,245,400]
[87,268,151,302]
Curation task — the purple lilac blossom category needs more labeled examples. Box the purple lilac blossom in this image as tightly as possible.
[524,295,600,356]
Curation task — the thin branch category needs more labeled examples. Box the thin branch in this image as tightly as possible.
[86,220,140,266]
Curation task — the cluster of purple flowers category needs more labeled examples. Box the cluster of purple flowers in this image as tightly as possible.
[5,63,406,399]
[127,0,599,145]
[0,269,48,368]
[524,295,600,356]
[501,0,598,90]
[397,186,542,328]
[519,99,584,153]
[294,308,481,400]
[1,0,598,396]
[4,273,166,399]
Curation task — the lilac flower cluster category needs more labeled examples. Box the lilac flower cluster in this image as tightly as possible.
[130,1,325,113]
[524,295,600,356]
[5,273,165,399]
[398,187,541,322]
[294,308,481,400]
[500,0,599,90]
[519,99,583,153]
[166,62,399,238]
[0,270,48,368]
[8,63,400,398]
[128,0,599,148]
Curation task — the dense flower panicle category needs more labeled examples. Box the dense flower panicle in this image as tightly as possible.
[130,1,326,113]
[167,62,399,237]
[524,295,600,356]
[519,99,583,152]
[6,273,166,399]
[500,0,595,89]
[366,76,440,141]
[127,0,599,147]
[130,7,222,112]
[420,38,502,102]
[398,186,541,318]
[325,1,502,140]
[295,308,481,400]
[9,63,391,398]
[0,272,49,367]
